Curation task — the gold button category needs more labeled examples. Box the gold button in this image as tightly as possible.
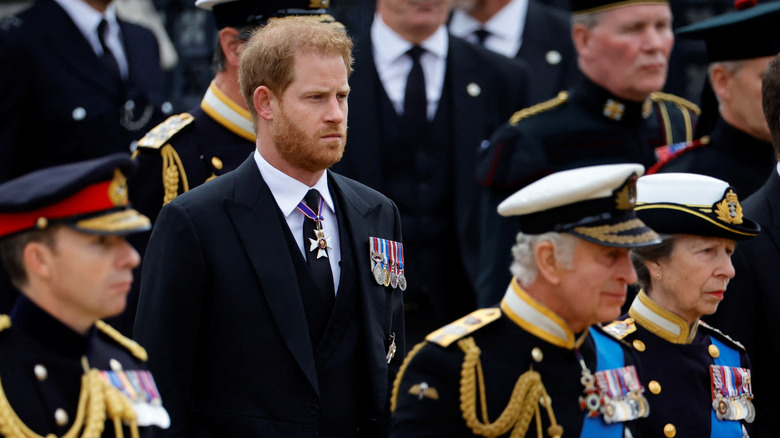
[54,408,68,426]
[36,217,48,229]
[531,347,543,363]
[34,364,47,381]
[648,380,661,394]
[708,344,720,358]
[211,156,224,170]
[663,423,676,437]
[632,339,646,352]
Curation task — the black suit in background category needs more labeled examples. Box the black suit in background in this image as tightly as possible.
[0,0,167,182]
[134,156,406,437]
[332,29,528,337]
[705,169,780,437]
[449,0,580,105]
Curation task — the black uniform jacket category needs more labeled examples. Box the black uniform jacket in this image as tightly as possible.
[134,156,406,437]
[0,0,166,182]
[657,117,775,198]
[475,76,700,308]
[706,169,780,438]
[391,279,644,437]
[332,30,528,290]
[0,295,162,437]
[606,291,753,438]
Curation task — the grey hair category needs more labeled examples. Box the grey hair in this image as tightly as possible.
[510,232,579,287]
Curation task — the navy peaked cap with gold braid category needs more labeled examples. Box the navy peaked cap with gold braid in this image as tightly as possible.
[0,154,150,238]
[498,163,661,248]
[635,173,760,240]
[196,0,333,29]
[571,0,668,15]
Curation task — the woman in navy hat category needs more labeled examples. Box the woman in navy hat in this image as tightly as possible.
[604,172,759,437]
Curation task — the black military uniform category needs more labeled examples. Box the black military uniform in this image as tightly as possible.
[654,0,780,198]
[0,154,168,437]
[658,119,775,197]
[607,293,753,438]
[392,164,662,437]
[476,75,699,308]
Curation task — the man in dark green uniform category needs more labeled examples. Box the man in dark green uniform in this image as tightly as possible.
[0,154,168,437]
[655,0,780,198]
[391,163,660,437]
[475,0,700,308]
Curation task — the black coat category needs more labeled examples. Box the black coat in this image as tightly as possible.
[0,295,163,437]
[475,76,700,308]
[332,29,528,294]
[0,0,166,182]
[658,117,775,198]
[134,157,406,437]
[705,169,780,438]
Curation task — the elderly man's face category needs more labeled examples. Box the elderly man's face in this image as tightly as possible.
[577,4,673,101]
[554,239,637,333]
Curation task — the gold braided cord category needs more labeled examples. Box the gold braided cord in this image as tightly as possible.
[95,321,147,362]
[390,341,428,413]
[161,144,189,205]
[457,337,563,438]
[0,368,140,438]
[509,92,569,126]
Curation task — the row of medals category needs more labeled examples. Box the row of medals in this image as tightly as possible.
[371,252,407,291]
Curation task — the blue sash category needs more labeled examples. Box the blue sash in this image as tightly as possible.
[710,337,742,438]
[580,328,624,438]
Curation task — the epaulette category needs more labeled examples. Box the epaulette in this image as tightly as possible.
[96,320,148,362]
[650,91,701,116]
[698,320,746,351]
[425,308,501,347]
[601,317,637,340]
[137,113,195,149]
[509,91,569,126]
[647,136,710,174]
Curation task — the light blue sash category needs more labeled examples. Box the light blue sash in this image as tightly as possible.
[710,337,742,438]
[580,328,624,438]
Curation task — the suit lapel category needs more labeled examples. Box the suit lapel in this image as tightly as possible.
[329,174,390,409]
[342,34,385,189]
[225,158,319,394]
[761,172,780,252]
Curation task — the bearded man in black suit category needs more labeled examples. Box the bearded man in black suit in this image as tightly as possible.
[134,16,406,437]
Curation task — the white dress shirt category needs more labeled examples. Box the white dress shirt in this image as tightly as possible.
[55,0,129,79]
[371,13,449,121]
[449,0,527,58]
[254,149,341,294]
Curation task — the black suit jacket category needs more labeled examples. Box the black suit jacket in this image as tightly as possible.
[0,0,166,182]
[134,156,406,437]
[517,0,580,104]
[705,169,780,437]
[332,31,528,289]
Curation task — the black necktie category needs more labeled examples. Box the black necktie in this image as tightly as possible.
[302,189,335,328]
[97,19,123,86]
[473,28,490,46]
[404,45,428,136]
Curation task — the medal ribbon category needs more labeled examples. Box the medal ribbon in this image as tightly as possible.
[296,197,325,223]
[578,328,623,438]
[709,337,744,438]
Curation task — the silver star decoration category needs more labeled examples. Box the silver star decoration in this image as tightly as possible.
[309,230,333,259]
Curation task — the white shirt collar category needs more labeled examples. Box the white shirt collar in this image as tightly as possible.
[54,0,118,55]
[253,149,334,218]
[371,12,448,65]
[449,0,527,57]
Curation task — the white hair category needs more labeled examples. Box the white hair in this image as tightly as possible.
[510,232,579,287]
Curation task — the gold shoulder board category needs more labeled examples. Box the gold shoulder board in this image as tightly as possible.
[95,320,148,362]
[426,308,501,347]
[137,113,195,149]
[601,318,637,340]
[649,91,701,116]
[698,320,746,351]
[509,91,569,126]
